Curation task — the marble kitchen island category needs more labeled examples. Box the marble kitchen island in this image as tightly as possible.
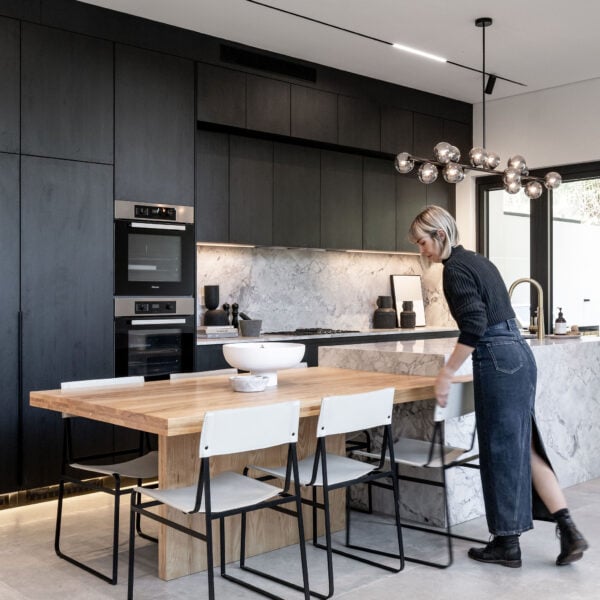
[319,335,600,527]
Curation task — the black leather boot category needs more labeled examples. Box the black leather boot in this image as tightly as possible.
[468,535,522,568]
[555,512,589,566]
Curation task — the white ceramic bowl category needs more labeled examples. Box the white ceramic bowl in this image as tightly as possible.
[230,374,269,393]
[222,342,305,387]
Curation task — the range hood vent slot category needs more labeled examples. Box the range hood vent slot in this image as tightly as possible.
[220,44,317,82]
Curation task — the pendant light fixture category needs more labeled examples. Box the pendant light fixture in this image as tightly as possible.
[394,18,561,198]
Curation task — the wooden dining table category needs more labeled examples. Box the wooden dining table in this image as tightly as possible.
[30,366,448,580]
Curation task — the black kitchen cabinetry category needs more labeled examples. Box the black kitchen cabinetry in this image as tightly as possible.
[443,119,472,167]
[291,85,338,144]
[196,130,230,242]
[273,144,321,248]
[380,105,413,156]
[413,113,444,158]
[0,153,19,493]
[396,174,426,252]
[338,95,380,152]
[246,74,290,136]
[116,44,194,206]
[0,17,19,154]
[20,156,114,488]
[320,150,362,250]
[230,135,273,246]
[21,23,113,164]
[363,157,397,252]
[197,62,246,128]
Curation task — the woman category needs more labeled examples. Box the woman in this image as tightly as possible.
[409,205,588,568]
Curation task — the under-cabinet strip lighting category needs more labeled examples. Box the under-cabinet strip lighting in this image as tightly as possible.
[392,43,447,63]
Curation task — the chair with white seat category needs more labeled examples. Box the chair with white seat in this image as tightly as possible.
[245,387,404,600]
[353,379,485,568]
[127,400,309,600]
[55,376,158,585]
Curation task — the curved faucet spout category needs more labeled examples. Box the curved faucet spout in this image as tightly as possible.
[508,278,545,340]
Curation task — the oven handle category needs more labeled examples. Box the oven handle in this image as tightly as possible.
[131,318,188,325]
[130,222,186,231]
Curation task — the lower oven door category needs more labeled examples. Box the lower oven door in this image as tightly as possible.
[115,315,195,379]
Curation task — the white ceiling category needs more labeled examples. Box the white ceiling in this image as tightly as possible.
[80,0,600,104]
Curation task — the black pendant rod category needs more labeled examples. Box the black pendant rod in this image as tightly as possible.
[476,17,492,150]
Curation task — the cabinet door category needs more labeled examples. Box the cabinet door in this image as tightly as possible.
[197,63,246,128]
[0,17,19,154]
[426,178,455,213]
[363,157,396,251]
[413,113,443,158]
[0,153,19,492]
[21,23,113,163]
[196,130,229,242]
[321,150,362,250]
[247,74,290,136]
[396,173,426,252]
[273,144,320,248]
[443,119,472,165]
[230,135,273,246]
[20,156,113,488]
[116,45,194,205]
[291,85,337,144]
[381,106,413,155]
[338,95,380,151]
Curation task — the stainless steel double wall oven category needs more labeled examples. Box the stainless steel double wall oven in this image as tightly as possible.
[114,201,195,379]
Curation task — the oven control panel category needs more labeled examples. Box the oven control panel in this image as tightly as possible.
[134,204,176,221]
[135,301,176,314]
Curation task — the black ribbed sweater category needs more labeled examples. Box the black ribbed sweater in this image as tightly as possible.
[442,245,515,347]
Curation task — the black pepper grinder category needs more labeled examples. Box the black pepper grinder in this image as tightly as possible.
[222,303,231,325]
[231,303,239,328]
[400,300,416,329]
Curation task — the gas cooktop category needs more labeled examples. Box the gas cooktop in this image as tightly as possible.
[264,328,361,336]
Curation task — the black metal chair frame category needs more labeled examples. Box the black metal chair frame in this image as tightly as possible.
[127,442,310,600]
[243,422,404,600]
[55,417,157,585]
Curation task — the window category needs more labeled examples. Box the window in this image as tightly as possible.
[477,161,600,333]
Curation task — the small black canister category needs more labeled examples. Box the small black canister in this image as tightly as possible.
[373,296,397,329]
[400,300,416,328]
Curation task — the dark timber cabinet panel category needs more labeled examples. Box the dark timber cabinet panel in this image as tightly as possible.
[116,45,194,205]
[338,95,380,152]
[197,63,246,128]
[0,153,19,493]
[273,144,320,248]
[0,17,19,154]
[413,113,443,158]
[321,150,362,250]
[230,136,273,246]
[396,174,426,252]
[291,85,337,144]
[443,119,472,166]
[246,75,290,136]
[381,106,413,155]
[363,157,396,251]
[196,130,229,242]
[21,23,113,163]
[20,156,114,488]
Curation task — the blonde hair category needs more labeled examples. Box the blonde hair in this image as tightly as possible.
[408,205,459,264]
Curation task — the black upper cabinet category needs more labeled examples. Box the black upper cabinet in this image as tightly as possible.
[21,23,113,164]
[0,17,19,154]
[273,143,320,248]
[381,106,413,155]
[395,173,426,252]
[426,178,454,212]
[321,150,362,250]
[116,45,194,206]
[196,130,229,243]
[291,85,337,144]
[413,113,443,158]
[443,119,472,165]
[0,153,19,493]
[20,156,113,488]
[363,157,396,251]
[230,135,273,246]
[197,63,246,128]
[338,95,380,152]
[246,74,290,136]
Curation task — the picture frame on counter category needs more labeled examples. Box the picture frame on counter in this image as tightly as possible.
[390,274,426,327]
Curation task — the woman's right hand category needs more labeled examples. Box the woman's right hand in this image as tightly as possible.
[435,365,455,407]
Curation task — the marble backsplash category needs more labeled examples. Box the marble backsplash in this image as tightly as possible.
[197,245,455,330]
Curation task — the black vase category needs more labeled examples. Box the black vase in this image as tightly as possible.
[400,300,416,329]
[373,295,397,329]
[203,285,229,326]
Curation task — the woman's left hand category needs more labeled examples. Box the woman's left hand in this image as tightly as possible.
[435,366,454,407]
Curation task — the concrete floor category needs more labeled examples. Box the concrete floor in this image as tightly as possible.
[0,478,597,599]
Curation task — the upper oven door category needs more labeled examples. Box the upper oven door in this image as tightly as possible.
[115,219,195,296]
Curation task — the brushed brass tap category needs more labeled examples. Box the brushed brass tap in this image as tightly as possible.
[508,278,545,340]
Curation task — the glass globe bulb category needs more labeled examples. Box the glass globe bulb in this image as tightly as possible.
[418,162,438,184]
[448,145,461,163]
[544,171,562,189]
[524,180,543,199]
[485,152,501,170]
[503,167,521,184]
[469,147,487,167]
[442,163,465,183]
[433,142,452,164]
[507,154,528,173]
[394,152,414,174]
[504,180,522,195]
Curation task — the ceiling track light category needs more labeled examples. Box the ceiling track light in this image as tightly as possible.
[394,18,561,199]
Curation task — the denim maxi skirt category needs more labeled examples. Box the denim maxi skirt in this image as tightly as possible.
[472,318,552,536]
